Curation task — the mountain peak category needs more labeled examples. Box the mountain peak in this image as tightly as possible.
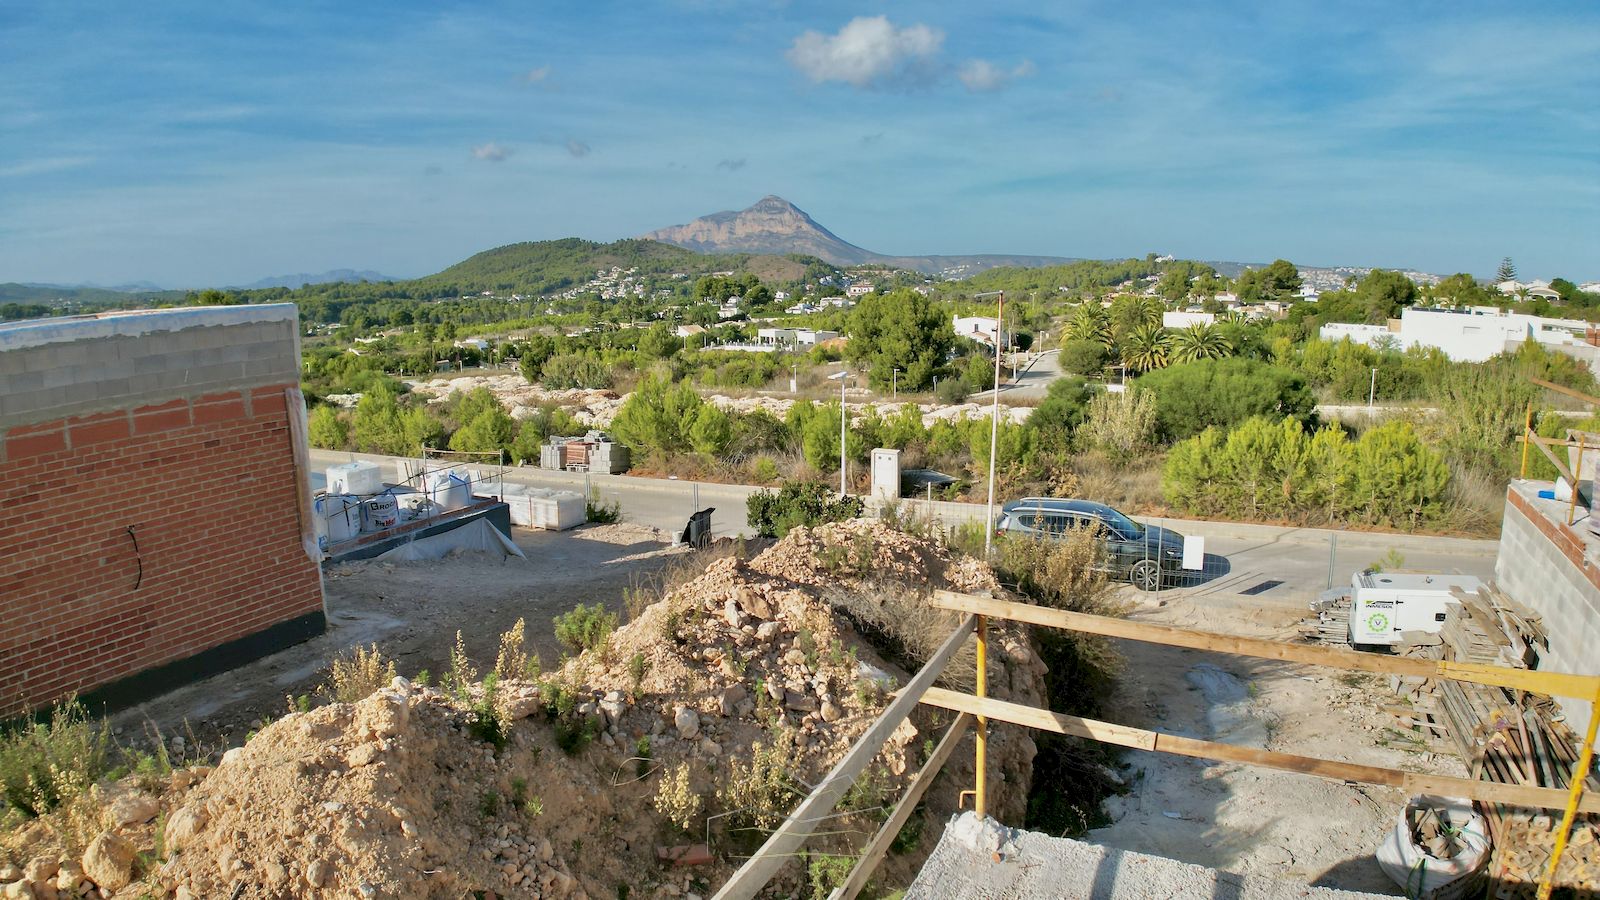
[641,196,878,266]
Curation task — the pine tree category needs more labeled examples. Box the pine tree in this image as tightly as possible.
[1496,257,1517,283]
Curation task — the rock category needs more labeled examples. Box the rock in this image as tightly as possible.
[578,701,598,719]
[783,649,807,667]
[765,680,785,702]
[348,744,380,767]
[0,866,18,883]
[820,700,843,723]
[352,691,408,740]
[674,707,700,740]
[390,675,412,695]
[23,858,57,883]
[220,747,245,768]
[54,862,85,893]
[599,693,626,728]
[163,806,209,853]
[783,691,819,713]
[81,832,136,892]
[723,599,745,629]
[1,882,26,900]
[536,838,554,863]
[401,819,418,838]
[306,859,333,888]
[699,739,722,757]
[503,686,544,719]
[105,792,160,828]
[736,584,775,619]
[755,621,782,642]
[718,685,747,717]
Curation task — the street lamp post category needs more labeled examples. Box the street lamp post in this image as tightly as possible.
[1368,367,1377,409]
[892,367,900,400]
[972,290,1005,559]
[830,370,851,496]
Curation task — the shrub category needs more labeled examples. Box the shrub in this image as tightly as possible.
[1059,339,1109,376]
[554,603,618,654]
[307,405,349,449]
[586,492,621,524]
[752,456,781,484]
[325,644,397,703]
[1080,388,1157,458]
[746,480,865,538]
[541,353,612,389]
[934,377,970,404]
[653,762,702,832]
[494,618,541,680]
[609,374,705,455]
[0,697,112,819]
[1134,357,1315,443]
[716,726,801,831]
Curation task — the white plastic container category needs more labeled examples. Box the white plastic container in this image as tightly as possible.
[425,471,473,512]
[327,461,384,496]
[360,494,400,532]
[317,494,361,546]
[502,485,584,530]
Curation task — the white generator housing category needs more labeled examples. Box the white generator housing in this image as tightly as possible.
[1349,572,1484,645]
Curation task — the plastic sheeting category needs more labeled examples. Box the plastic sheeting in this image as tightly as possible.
[369,519,526,562]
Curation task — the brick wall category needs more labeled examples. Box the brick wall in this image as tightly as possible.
[0,306,324,716]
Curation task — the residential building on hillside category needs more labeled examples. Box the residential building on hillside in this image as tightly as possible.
[845,282,874,298]
[755,327,839,349]
[1319,307,1600,363]
[953,315,999,346]
[1163,311,1216,328]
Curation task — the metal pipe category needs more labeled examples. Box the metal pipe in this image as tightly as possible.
[975,613,988,820]
[983,291,1004,559]
[1536,682,1600,900]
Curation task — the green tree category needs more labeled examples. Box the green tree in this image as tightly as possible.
[1065,303,1112,347]
[1496,257,1516,283]
[845,288,955,391]
[1169,323,1233,363]
[1135,357,1315,443]
[1120,321,1171,374]
[1028,377,1094,446]
[638,324,679,360]
[1348,421,1450,528]
[449,403,515,454]
[688,404,734,456]
[540,353,612,389]
[351,383,408,454]
[609,374,706,455]
[307,405,349,450]
[1059,339,1108,376]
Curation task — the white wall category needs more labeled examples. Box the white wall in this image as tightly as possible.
[1163,311,1215,328]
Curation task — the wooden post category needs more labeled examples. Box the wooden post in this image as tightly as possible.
[712,615,976,900]
[1535,682,1600,900]
[975,614,988,820]
[1569,437,1586,526]
[1522,404,1534,478]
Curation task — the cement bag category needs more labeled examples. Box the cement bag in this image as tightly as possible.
[1376,795,1489,899]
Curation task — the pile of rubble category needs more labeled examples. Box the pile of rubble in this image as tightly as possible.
[1,519,1046,899]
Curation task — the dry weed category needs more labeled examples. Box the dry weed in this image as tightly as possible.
[651,761,702,832]
[324,644,398,704]
[493,618,541,680]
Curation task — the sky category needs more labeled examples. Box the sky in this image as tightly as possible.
[1,1,1596,287]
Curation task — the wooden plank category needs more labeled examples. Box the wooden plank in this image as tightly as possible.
[831,713,973,900]
[1531,377,1600,407]
[930,591,1600,702]
[713,616,976,900]
[917,687,1600,814]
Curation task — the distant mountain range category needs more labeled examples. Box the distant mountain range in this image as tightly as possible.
[232,269,399,290]
[642,195,1074,276]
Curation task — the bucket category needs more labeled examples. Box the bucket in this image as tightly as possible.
[317,494,361,545]
[360,494,400,532]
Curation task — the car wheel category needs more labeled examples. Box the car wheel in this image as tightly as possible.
[1130,560,1162,592]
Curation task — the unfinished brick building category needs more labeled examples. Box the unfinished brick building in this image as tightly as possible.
[0,304,325,716]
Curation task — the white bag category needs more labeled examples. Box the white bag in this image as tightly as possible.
[1375,795,1490,899]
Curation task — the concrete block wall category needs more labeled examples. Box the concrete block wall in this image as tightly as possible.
[1495,486,1600,734]
[0,305,324,716]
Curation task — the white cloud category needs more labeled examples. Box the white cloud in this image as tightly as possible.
[787,16,943,89]
[471,142,511,162]
[959,59,1035,92]
[716,158,746,171]
[523,65,551,84]
[0,156,93,178]
[566,139,591,158]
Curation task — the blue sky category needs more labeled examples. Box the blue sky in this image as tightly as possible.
[2,1,1596,287]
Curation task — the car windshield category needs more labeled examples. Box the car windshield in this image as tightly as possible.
[1096,507,1144,538]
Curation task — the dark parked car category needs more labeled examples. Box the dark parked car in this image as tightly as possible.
[994,497,1186,591]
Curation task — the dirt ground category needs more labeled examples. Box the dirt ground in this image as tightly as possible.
[113,522,685,751]
[1088,592,1467,897]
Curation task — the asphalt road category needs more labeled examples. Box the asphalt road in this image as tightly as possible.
[308,449,1500,610]
[973,348,1064,401]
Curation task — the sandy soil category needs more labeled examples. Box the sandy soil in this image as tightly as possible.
[113,523,684,750]
[1088,593,1467,896]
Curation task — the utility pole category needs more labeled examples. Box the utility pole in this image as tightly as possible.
[831,370,850,496]
[972,291,1005,559]
[892,367,900,400]
[1368,367,1377,409]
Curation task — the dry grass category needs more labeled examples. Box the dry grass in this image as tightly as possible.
[324,644,398,704]
[623,539,751,621]
[820,580,976,691]
[1072,451,1166,514]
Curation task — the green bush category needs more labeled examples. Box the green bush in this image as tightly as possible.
[1059,339,1108,376]
[540,353,612,389]
[746,480,865,538]
[1134,357,1315,443]
[553,603,618,654]
[0,698,112,819]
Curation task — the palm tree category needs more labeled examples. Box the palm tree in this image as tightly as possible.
[1066,302,1112,347]
[1170,323,1234,363]
[1121,321,1171,374]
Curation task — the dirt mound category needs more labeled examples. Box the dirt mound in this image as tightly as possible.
[3,519,1046,899]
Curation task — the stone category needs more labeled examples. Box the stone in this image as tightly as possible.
[820,700,843,723]
[783,690,819,713]
[674,707,700,740]
[105,792,159,828]
[348,744,380,767]
[699,739,722,757]
[765,680,785,701]
[81,833,135,892]
[163,806,208,853]
[0,883,26,900]
[536,838,553,863]
[734,584,775,619]
[220,747,245,768]
[718,685,748,717]
[352,692,408,740]
[23,857,57,883]
[723,599,745,629]
[390,675,412,695]
[306,860,333,888]
[599,693,626,728]
[54,862,85,893]
[755,621,782,642]
[0,865,19,882]
[783,649,807,667]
